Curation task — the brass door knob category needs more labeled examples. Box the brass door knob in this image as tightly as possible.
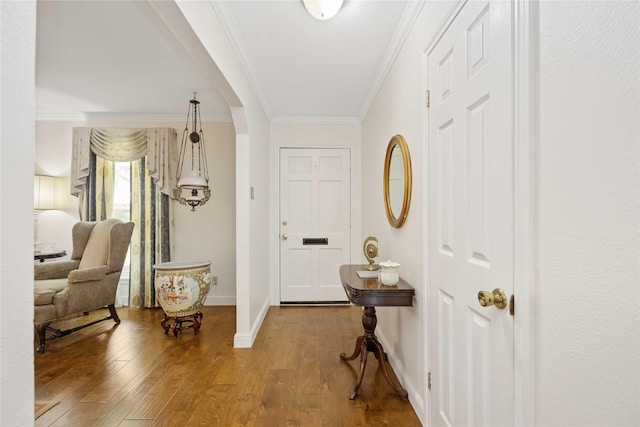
[281,234,288,241]
[477,288,507,309]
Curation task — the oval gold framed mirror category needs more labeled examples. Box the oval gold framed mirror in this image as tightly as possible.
[383,134,412,228]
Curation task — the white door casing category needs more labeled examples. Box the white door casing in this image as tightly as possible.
[279,148,351,303]
[427,1,515,426]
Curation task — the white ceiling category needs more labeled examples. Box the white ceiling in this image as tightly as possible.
[36,0,421,123]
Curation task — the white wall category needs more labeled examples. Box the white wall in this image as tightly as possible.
[537,2,639,425]
[0,1,36,424]
[360,1,456,420]
[249,107,271,328]
[175,0,272,347]
[35,120,83,255]
[163,121,237,306]
[35,120,238,305]
[362,0,640,425]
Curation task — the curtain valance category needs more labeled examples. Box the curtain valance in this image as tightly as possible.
[71,127,177,197]
[91,128,148,161]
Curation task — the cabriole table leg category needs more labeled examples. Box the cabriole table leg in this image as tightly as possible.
[340,306,409,399]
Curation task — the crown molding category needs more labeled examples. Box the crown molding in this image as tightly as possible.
[358,0,426,121]
[271,115,360,126]
[210,0,274,119]
[83,113,232,123]
[36,112,87,122]
[35,112,232,123]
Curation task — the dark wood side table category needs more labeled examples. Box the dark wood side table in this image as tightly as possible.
[34,250,67,263]
[339,264,415,399]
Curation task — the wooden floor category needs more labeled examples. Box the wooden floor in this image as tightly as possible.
[35,305,422,426]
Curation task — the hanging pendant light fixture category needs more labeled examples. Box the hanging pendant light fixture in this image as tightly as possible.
[174,93,210,211]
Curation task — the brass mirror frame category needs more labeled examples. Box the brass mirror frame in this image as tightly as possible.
[383,134,412,228]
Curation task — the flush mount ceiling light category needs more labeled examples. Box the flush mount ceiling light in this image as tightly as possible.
[303,0,344,20]
[174,93,210,211]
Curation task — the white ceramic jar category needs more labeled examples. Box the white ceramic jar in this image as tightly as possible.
[379,260,400,286]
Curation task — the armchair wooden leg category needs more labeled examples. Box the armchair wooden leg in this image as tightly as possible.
[35,322,51,354]
[107,304,121,324]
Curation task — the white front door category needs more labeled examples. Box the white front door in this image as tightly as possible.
[428,1,514,426]
[279,148,351,303]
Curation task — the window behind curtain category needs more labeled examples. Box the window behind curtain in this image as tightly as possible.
[113,162,131,306]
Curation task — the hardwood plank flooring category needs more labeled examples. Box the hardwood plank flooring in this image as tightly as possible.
[35,305,421,426]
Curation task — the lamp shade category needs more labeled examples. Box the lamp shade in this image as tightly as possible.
[177,170,208,188]
[34,175,61,210]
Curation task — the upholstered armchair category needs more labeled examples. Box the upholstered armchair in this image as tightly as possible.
[34,218,134,353]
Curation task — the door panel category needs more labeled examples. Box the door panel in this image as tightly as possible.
[280,148,350,302]
[428,1,514,426]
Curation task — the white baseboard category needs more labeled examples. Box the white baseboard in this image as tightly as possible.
[376,327,425,425]
[233,297,270,348]
[233,332,252,348]
[204,295,236,306]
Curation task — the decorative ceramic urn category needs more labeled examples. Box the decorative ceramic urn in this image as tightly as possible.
[154,260,212,317]
[379,260,400,286]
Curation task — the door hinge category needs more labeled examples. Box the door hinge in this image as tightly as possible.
[428,372,432,390]
[425,90,431,108]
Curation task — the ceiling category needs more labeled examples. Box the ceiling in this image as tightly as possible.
[36,0,421,123]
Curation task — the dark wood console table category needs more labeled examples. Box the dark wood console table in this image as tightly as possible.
[339,264,415,399]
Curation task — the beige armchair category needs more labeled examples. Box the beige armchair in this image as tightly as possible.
[34,218,134,353]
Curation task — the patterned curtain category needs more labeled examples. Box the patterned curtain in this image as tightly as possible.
[72,128,177,308]
[82,153,115,222]
[71,127,177,199]
[129,157,172,308]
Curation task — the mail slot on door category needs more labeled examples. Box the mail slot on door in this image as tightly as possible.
[303,237,329,245]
